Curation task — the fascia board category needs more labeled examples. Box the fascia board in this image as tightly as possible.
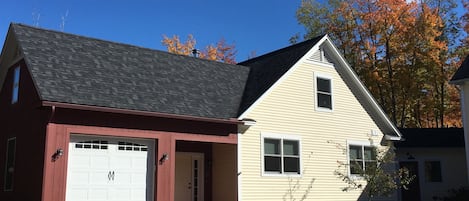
[322,35,401,139]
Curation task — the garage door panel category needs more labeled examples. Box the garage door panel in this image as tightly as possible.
[89,170,110,185]
[133,157,148,169]
[132,189,146,200]
[90,156,110,168]
[114,172,132,184]
[70,155,91,168]
[114,188,131,200]
[111,157,132,169]
[68,171,90,184]
[89,188,109,200]
[67,188,88,200]
[132,173,146,184]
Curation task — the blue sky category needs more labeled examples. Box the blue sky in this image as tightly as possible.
[1,1,466,62]
[0,0,305,61]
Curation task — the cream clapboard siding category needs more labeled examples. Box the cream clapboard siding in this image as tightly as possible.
[239,53,395,201]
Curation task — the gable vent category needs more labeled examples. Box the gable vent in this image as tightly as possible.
[308,48,333,64]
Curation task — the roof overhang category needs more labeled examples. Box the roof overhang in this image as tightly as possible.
[449,78,469,85]
[322,35,402,140]
[0,24,23,93]
[384,134,402,141]
[42,101,243,125]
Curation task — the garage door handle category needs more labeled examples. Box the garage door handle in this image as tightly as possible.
[108,171,115,181]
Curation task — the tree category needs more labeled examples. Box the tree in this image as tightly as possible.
[294,0,462,128]
[162,34,237,64]
[334,142,414,201]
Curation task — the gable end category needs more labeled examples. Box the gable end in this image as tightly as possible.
[306,45,335,65]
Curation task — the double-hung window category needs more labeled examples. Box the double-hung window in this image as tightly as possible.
[316,75,332,110]
[349,145,376,175]
[263,134,301,175]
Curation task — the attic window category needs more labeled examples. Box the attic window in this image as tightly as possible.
[11,67,20,104]
[315,75,333,110]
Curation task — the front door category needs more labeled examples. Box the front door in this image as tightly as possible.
[400,161,421,201]
[66,135,155,201]
[175,152,204,201]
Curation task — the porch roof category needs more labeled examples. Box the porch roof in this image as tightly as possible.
[396,128,464,148]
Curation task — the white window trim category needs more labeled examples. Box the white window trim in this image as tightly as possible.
[261,132,302,177]
[346,140,375,178]
[4,137,16,191]
[314,73,334,112]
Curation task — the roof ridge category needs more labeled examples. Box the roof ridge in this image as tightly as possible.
[12,23,168,54]
[12,23,244,68]
[238,34,325,65]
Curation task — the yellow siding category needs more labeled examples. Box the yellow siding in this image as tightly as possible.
[240,60,395,201]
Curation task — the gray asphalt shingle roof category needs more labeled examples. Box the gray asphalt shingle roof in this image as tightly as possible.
[237,36,323,114]
[396,128,464,148]
[11,23,250,119]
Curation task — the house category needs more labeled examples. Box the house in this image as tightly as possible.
[0,23,249,201]
[236,34,401,201]
[0,23,401,201]
[450,55,469,183]
[395,128,468,201]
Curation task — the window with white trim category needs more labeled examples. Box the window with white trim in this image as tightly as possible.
[11,67,20,104]
[4,137,16,191]
[316,76,332,110]
[262,134,300,175]
[349,144,376,175]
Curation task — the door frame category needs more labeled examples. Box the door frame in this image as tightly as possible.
[175,152,205,201]
[399,161,421,201]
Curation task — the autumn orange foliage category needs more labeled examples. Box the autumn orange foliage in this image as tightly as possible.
[162,35,237,64]
[296,0,462,128]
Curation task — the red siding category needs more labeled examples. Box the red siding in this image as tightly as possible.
[41,123,237,201]
[51,107,238,136]
[0,60,51,201]
[0,60,238,201]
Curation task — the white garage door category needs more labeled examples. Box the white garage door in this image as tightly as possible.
[66,135,155,201]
